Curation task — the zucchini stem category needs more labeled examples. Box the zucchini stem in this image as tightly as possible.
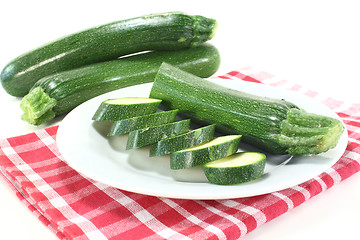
[278,108,344,155]
[20,87,57,125]
[190,15,218,47]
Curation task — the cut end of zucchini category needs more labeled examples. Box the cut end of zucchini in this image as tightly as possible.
[104,97,161,105]
[170,135,242,169]
[278,108,345,155]
[20,87,57,125]
[205,152,265,168]
[190,15,218,47]
[176,135,241,152]
[203,152,266,185]
[92,97,162,121]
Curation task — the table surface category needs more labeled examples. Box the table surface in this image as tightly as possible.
[1,1,359,239]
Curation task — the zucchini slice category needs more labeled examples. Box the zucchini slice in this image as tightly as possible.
[126,119,191,149]
[203,152,266,185]
[92,97,161,121]
[108,110,178,136]
[149,124,216,157]
[170,135,242,169]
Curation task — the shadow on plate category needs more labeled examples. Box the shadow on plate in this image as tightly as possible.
[92,121,113,138]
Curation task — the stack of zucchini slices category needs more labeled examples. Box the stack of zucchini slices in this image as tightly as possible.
[92,97,266,185]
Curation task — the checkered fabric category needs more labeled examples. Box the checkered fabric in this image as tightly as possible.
[1,67,359,240]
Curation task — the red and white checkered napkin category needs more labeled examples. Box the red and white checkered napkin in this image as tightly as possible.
[1,67,359,240]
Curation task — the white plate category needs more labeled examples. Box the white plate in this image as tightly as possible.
[57,80,348,199]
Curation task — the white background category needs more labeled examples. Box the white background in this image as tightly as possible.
[0,0,359,239]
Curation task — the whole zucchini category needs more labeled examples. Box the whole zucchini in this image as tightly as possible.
[149,63,344,156]
[1,12,217,96]
[20,43,220,125]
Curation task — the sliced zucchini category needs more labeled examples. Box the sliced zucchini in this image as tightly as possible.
[108,110,178,136]
[126,119,191,149]
[92,97,161,121]
[149,124,216,157]
[203,152,266,185]
[170,135,242,169]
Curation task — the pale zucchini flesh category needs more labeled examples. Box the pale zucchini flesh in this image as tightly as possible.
[105,98,161,105]
[92,97,162,121]
[203,152,266,185]
[170,135,242,169]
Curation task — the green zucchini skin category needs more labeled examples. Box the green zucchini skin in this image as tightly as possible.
[1,12,217,97]
[20,43,220,125]
[149,124,216,157]
[108,110,179,136]
[203,152,266,185]
[149,63,344,155]
[92,98,162,121]
[150,63,294,154]
[126,119,191,149]
[170,135,242,170]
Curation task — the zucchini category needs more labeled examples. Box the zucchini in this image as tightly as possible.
[108,110,179,136]
[20,43,220,125]
[92,97,161,121]
[1,12,217,97]
[126,119,191,149]
[203,152,266,185]
[149,124,216,157]
[170,135,242,169]
[149,63,344,155]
